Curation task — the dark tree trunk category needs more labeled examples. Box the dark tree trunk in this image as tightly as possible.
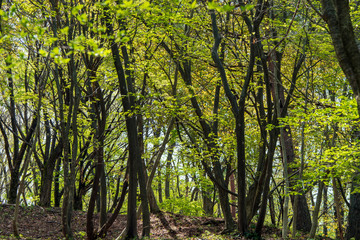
[39,142,62,207]
[293,195,312,232]
[255,127,278,234]
[202,185,213,216]
[6,57,19,204]
[105,11,149,238]
[269,194,276,226]
[74,192,83,211]
[268,49,311,233]
[99,163,107,227]
[85,63,107,239]
[8,117,38,204]
[39,170,54,207]
[320,1,360,238]
[54,158,61,207]
[209,0,270,232]
[323,185,328,236]
[347,181,360,240]
[164,144,174,199]
[8,171,20,204]
[158,169,163,203]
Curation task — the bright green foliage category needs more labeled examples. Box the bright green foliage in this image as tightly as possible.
[1,0,360,238]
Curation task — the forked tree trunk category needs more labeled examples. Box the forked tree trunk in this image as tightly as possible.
[105,9,149,238]
[309,181,324,238]
[268,49,311,233]
[39,142,62,207]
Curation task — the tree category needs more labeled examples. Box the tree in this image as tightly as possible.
[319,0,360,238]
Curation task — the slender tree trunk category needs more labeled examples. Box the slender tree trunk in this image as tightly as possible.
[99,164,107,227]
[13,135,38,237]
[269,194,276,225]
[165,143,175,199]
[7,57,19,204]
[309,181,325,238]
[158,169,163,203]
[255,128,278,234]
[13,146,33,237]
[271,50,290,239]
[323,185,328,236]
[105,10,148,238]
[333,178,344,240]
[54,158,61,207]
[230,173,236,218]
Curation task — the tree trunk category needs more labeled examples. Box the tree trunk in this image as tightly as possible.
[105,9,148,238]
[8,117,38,204]
[268,49,311,233]
[269,194,276,226]
[346,179,360,240]
[158,168,162,203]
[333,178,344,240]
[320,1,360,238]
[230,173,236,218]
[165,143,174,199]
[39,142,62,207]
[309,181,324,238]
[323,185,328,236]
[202,189,213,216]
[255,127,278,234]
[99,164,107,228]
[54,158,61,207]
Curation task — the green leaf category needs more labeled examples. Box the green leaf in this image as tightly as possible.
[240,4,254,12]
[77,13,88,25]
[190,0,197,9]
[222,4,234,12]
[71,4,84,16]
[122,0,134,8]
[39,49,47,57]
[140,0,150,10]
[60,27,69,35]
[207,1,219,10]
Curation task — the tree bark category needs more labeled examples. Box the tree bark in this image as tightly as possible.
[309,181,324,238]
[319,1,360,238]
[105,11,149,238]
[165,143,175,199]
[333,178,344,240]
[161,40,235,231]
[39,142,62,207]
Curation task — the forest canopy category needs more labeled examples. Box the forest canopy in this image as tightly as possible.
[1,0,360,239]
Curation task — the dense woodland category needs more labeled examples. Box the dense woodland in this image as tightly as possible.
[1,0,360,239]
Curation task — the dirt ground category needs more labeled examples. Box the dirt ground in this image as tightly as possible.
[0,204,255,239]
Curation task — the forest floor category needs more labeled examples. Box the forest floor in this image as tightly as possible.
[0,204,307,239]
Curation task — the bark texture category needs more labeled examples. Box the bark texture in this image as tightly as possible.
[320,1,360,238]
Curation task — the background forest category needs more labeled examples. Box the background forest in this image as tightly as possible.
[1,0,360,239]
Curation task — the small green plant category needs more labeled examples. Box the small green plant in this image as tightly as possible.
[200,230,228,240]
[159,197,204,216]
[75,231,86,239]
